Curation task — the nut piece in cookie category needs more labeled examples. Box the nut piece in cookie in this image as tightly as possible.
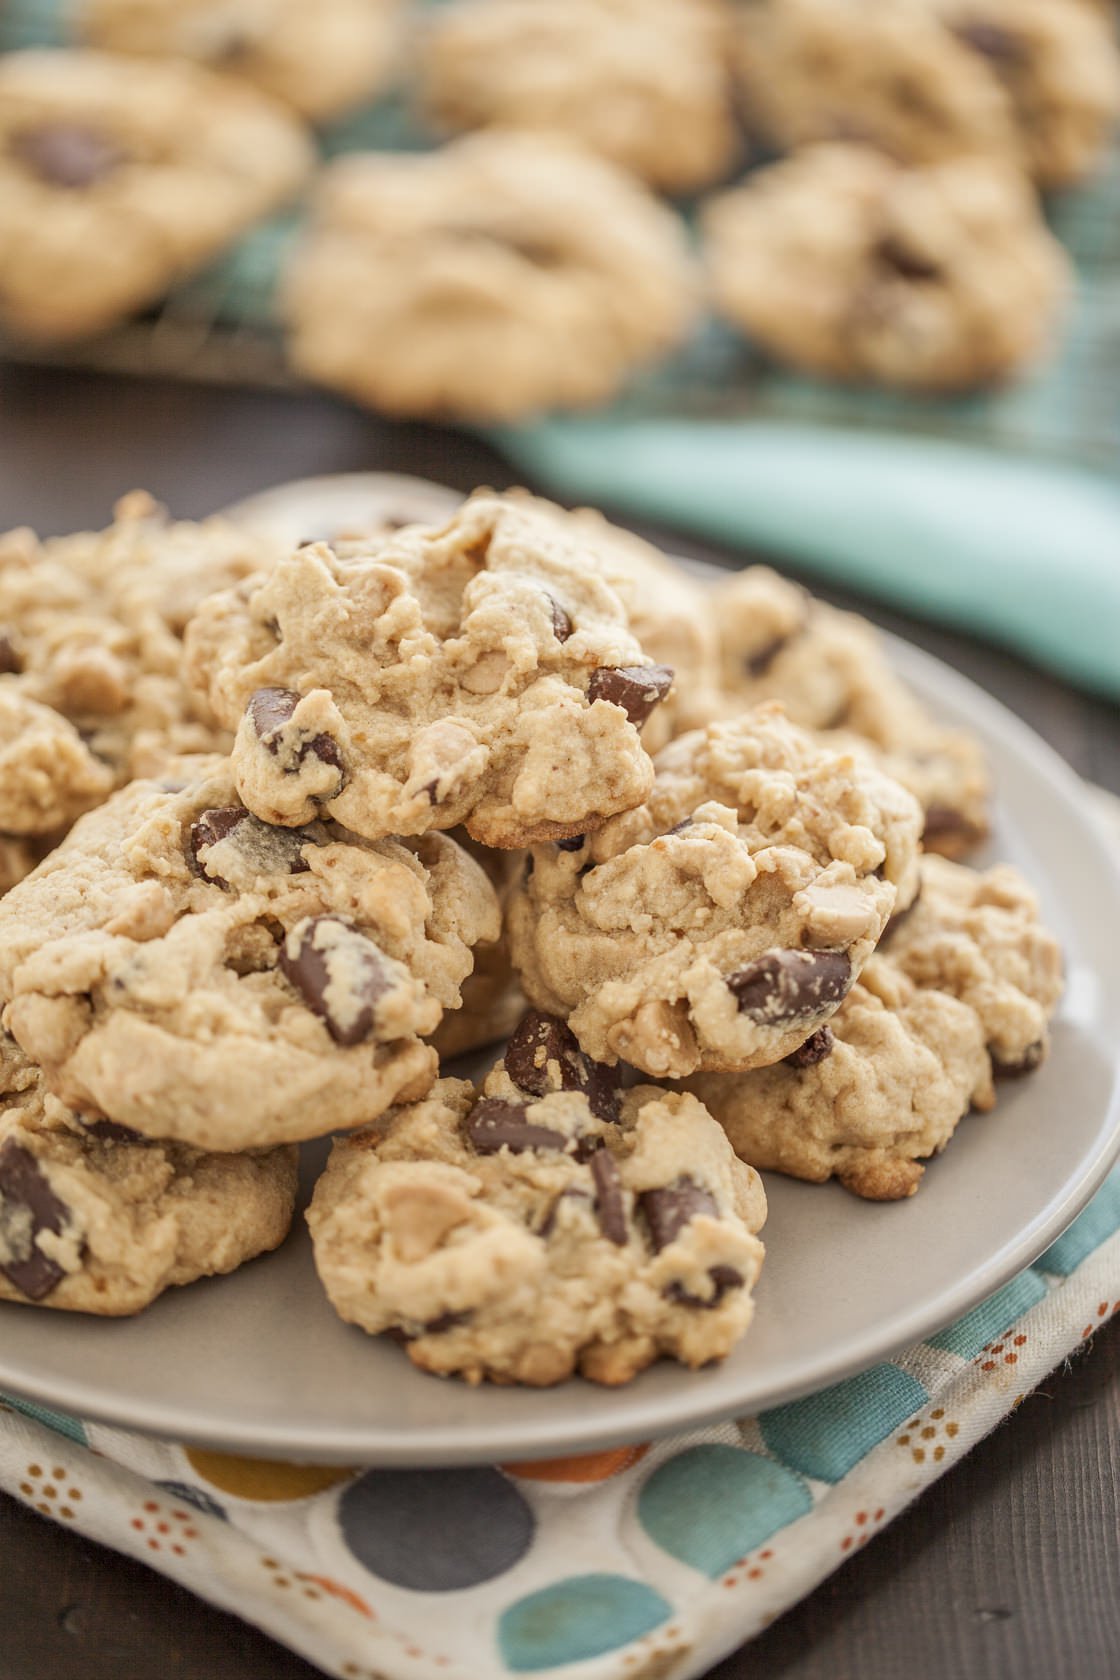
[186,492,674,848]
[280,129,699,422]
[0,759,500,1150]
[703,144,1070,392]
[508,705,923,1078]
[307,1020,766,1386]
[0,1045,297,1314]
[0,49,313,340]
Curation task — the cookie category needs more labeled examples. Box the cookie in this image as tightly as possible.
[0,1041,297,1314]
[428,836,527,1061]
[0,491,278,838]
[508,705,923,1078]
[881,853,1064,1073]
[0,48,313,340]
[0,759,500,1150]
[687,954,994,1201]
[700,565,990,856]
[703,143,1069,391]
[929,0,1120,186]
[185,492,673,849]
[307,1013,767,1386]
[417,0,739,193]
[78,0,405,123]
[281,130,699,422]
[734,0,1022,168]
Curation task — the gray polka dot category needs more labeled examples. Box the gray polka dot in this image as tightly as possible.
[338,1467,534,1591]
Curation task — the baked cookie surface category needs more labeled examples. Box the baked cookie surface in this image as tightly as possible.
[281,130,698,421]
[0,760,499,1149]
[308,1012,767,1386]
[186,492,672,848]
[0,1039,297,1314]
[704,143,1070,390]
[418,0,739,192]
[508,706,923,1077]
[0,49,313,340]
[78,0,404,122]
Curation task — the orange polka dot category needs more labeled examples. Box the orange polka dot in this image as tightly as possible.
[52,1467,64,1480]
[500,1443,649,1482]
[147,1540,160,1551]
[303,1576,375,1619]
[931,1409,944,1420]
[172,1546,185,1557]
[981,1361,996,1372]
[856,1512,867,1525]
[898,1434,910,1446]
[143,1502,159,1512]
[760,1550,773,1560]
[841,1536,852,1551]
[59,1508,74,1521]
[131,1519,144,1531]
[934,1447,945,1462]
[874,1509,884,1521]
[41,1486,56,1500]
[748,1568,763,1580]
[946,1423,959,1437]
[1004,1354,1018,1365]
[1014,1336,1026,1347]
[27,1466,41,1478]
[18,1484,32,1498]
[184,1448,356,1502]
[920,1427,936,1439]
[35,1503,50,1515]
[1099,1302,1109,1316]
[913,1448,926,1463]
[69,1489,81,1502]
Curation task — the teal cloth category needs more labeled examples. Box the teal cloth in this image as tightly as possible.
[500,421,1120,701]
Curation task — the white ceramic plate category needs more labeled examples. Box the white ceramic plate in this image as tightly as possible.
[1,473,1118,1465]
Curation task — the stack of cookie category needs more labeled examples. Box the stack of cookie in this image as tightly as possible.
[0,488,1062,1388]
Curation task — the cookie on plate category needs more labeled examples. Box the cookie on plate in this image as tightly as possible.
[0,491,278,841]
[687,954,994,1201]
[185,492,674,848]
[0,760,499,1150]
[508,705,923,1077]
[417,0,740,193]
[307,1012,767,1385]
[78,0,405,123]
[699,565,990,856]
[0,1037,297,1314]
[280,130,699,422]
[703,144,1069,391]
[0,48,313,340]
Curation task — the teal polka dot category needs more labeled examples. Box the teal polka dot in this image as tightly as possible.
[498,1575,670,1672]
[637,1445,811,1576]
[760,1364,927,1483]
[926,1270,1047,1360]
[1037,1168,1120,1276]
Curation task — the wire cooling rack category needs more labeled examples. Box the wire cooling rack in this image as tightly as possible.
[3,0,1120,467]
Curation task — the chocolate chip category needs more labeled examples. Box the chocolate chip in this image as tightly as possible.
[727,950,852,1023]
[81,1117,144,1144]
[640,1177,718,1252]
[545,594,573,642]
[189,805,248,878]
[278,916,394,1046]
[667,1265,745,1310]
[745,634,791,678]
[952,21,1025,64]
[555,835,585,852]
[991,1041,1046,1078]
[422,1310,470,1335]
[921,806,977,847]
[539,1186,591,1238]
[247,687,344,780]
[590,1149,627,1245]
[587,665,674,727]
[465,1098,567,1156]
[665,817,693,837]
[0,630,21,675]
[11,124,125,189]
[0,1139,74,1301]
[190,806,315,888]
[875,237,940,282]
[503,1011,621,1122]
[882,884,921,942]
[783,1025,836,1068]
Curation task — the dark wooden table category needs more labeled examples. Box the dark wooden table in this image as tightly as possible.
[1,365,1118,1680]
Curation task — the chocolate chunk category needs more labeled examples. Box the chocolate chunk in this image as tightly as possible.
[503,1011,621,1122]
[247,687,343,779]
[875,237,940,282]
[640,1177,718,1252]
[0,1138,74,1301]
[539,1186,591,1238]
[952,21,1025,64]
[0,630,21,675]
[12,124,125,189]
[783,1025,836,1068]
[745,634,791,678]
[991,1041,1046,1078]
[556,834,585,852]
[727,950,852,1023]
[587,665,674,727]
[422,1310,470,1335]
[190,806,315,887]
[667,1265,745,1310]
[590,1149,627,1245]
[189,805,248,875]
[465,1098,567,1156]
[665,817,693,837]
[882,884,922,943]
[279,916,394,1046]
[545,594,573,642]
[82,1117,144,1144]
[921,806,976,846]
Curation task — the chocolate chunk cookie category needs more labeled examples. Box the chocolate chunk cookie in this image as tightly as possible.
[703,143,1069,391]
[280,129,699,422]
[0,759,499,1149]
[417,0,740,192]
[508,705,923,1077]
[307,1015,766,1385]
[186,492,672,848]
[0,49,313,340]
[0,1045,297,1314]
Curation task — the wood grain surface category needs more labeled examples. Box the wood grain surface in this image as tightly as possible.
[0,364,1117,1680]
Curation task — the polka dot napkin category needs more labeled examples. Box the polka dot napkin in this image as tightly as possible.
[1,792,1118,1680]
